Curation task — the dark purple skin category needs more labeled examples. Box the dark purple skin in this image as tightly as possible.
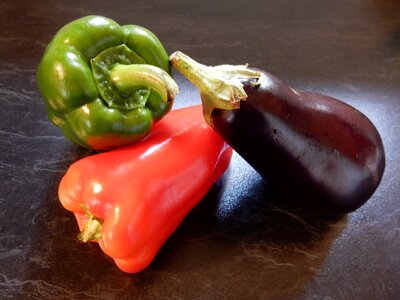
[211,71,385,215]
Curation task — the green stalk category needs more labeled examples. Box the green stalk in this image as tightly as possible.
[170,51,262,125]
[78,207,103,243]
[110,64,179,103]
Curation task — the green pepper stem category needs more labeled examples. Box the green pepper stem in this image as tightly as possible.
[110,64,179,103]
[77,208,103,243]
[169,51,262,125]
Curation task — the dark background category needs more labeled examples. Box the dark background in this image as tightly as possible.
[1,0,399,299]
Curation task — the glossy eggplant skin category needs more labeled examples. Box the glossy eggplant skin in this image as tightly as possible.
[211,70,385,215]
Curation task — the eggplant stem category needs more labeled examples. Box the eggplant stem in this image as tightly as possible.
[170,51,261,125]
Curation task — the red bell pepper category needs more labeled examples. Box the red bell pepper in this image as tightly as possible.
[58,105,232,273]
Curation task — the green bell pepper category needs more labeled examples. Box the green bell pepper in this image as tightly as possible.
[36,15,178,150]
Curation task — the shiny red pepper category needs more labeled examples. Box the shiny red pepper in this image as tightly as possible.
[58,105,232,273]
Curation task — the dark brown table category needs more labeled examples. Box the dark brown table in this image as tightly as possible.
[1,1,399,299]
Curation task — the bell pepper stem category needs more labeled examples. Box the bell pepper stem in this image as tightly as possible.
[78,207,103,243]
[110,64,179,103]
[169,51,262,125]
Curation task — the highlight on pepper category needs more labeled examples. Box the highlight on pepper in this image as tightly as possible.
[36,15,178,150]
[58,105,232,273]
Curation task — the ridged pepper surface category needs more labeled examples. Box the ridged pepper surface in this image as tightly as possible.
[58,105,232,273]
[37,15,178,149]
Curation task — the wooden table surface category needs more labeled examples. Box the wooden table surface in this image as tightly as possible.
[1,0,399,299]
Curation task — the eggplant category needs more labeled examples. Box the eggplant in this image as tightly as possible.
[170,51,385,215]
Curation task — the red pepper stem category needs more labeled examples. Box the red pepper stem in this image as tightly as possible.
[78,208,103,243]
[169,51,262,125]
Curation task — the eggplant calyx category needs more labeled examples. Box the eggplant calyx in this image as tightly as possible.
[170,51,261,125]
